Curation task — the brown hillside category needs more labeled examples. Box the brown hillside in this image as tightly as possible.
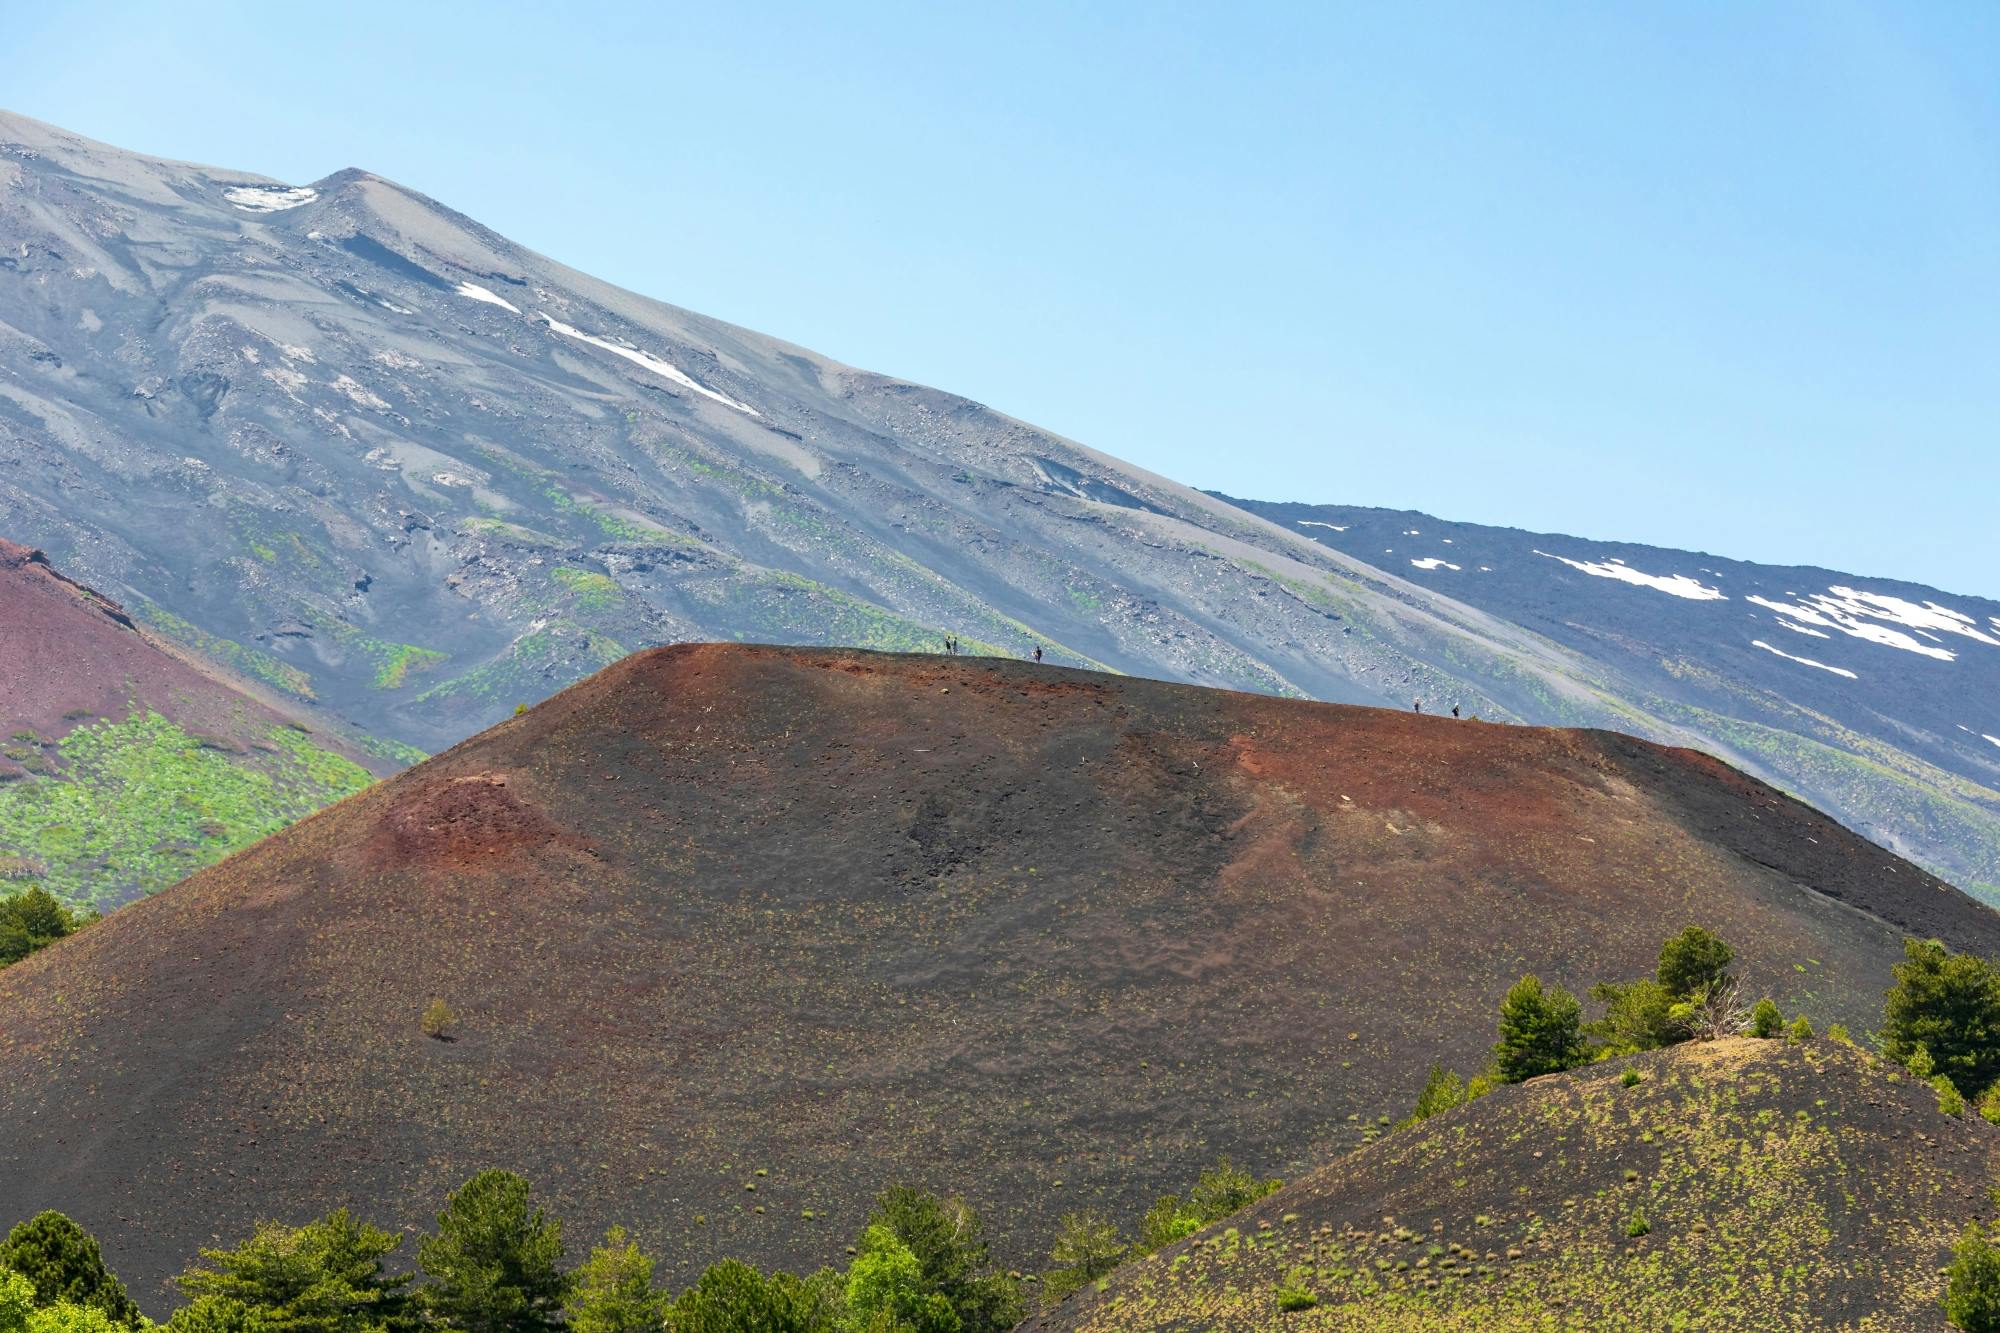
[0,536,381,772]
[1025,1037,1999,1331]
[0,644,1992,1311]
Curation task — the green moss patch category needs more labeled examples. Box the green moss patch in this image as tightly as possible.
[0,709,373,908]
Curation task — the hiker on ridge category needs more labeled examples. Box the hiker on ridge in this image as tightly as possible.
[1032,645,1043,663]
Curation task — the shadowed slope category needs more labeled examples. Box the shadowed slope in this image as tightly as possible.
[1025,1038,1998,1331]
[0,537,382,905]
[0,645,1992,1310]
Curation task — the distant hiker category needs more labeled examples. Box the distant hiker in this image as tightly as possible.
[1413,699,1422,713]
[1451,703,1461,718]
[942,634,952,655]
[1032,646,1043,663]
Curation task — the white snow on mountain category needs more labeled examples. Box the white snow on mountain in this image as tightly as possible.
[1752,639,1858,679]
[222,185,319,212]
[1773,618,1832,639]
[455,282,522,314]
[1411,557,1460,571]
[540,314,758,415]
[1535,551,1727,601]
[1744,589,1995,662]
[1296,520,1348,532]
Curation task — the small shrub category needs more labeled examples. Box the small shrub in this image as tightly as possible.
[1400,1065,1465,1128]
[1620,1069,1642,1088]
[1274,1267,1319,1311]
[1935,1076,1968,1117]
[1748,998,1783,1039]
[1946,1224,2000,1331]
[421,998,458,1040]
[1909,1045,1937,1079]
[1788,1015,1814,1042]
[1978,1086,2000,1127]
[1041,1210,1125,1307]
[1826,1023,1853,1047]
[1625,1213,1650,1238]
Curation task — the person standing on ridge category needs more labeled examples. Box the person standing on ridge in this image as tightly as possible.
[1413,698,1422,713]
[1452,703,1461,718]
[1032,645,1043,663]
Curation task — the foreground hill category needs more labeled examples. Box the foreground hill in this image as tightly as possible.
[1,646,1993,1310]
[1222,496,2000,901]
[0,537,380,906]
[1026,1037,1997,1331]
[1,108,1985,892]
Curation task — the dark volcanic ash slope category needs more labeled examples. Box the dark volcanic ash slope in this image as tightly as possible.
[1026,1037,1998,1332]
[0,537,380,906]
[0,646,1992,1309]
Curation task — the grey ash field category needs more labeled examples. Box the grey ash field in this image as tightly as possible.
[0,108,1995,901]
[1,645,1993,1317]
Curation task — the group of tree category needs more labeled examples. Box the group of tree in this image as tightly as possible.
[1394,925,1785,1127]
[0,1171,1035,1333]
[0,1157,1300,1333]
[0,886,87,969]
[1368,925,2000,1332]
[1397,925,1990,1132]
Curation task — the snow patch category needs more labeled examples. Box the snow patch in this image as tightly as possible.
[223,184,319,212]
[1774,618,1831,639]
[456,282,522,314]
[1745,589,1993,662]
[1402,528,1421,536]
[1410,557,1461,571]
[431,471,474,488]
[1751,639,1857,679]
[539,314,759,415]
[1985,734,2000,749]
[1296,520,1348,532]
[1535,550,1727,601]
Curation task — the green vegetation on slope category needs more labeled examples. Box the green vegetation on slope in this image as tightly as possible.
[0,711,372,908]
[1,1176,1030,1333]
[129,601,316,700]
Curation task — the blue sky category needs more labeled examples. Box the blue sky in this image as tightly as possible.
[10,1,1998,596]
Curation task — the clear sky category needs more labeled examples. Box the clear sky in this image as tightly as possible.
[10,1,1998,597]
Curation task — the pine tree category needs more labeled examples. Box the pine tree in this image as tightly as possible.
[0,1213,140,1327]
[1494,974,1587,1083]
[417,1172,569,1333]
[1883,939,2000,1099]
[174,1209,413,1333]
[563,1229,665,1333]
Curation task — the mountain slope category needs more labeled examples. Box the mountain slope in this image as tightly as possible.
[1025,1036,1995,1331]
[0,537,380,906]
[0,645,1991,1309]
[1222,497,2000,899]
[0,106,1986,899]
